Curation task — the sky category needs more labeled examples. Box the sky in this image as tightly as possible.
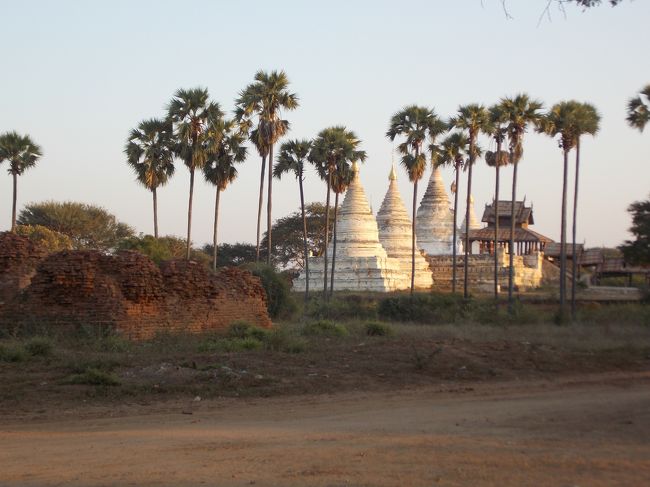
[1,0,648,249]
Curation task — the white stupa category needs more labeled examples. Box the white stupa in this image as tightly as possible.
[415,166,457,255]
[376,165,432,289]
[461,194,481,232]
[293,162,408,292]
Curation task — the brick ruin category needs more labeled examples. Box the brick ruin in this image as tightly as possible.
[0,233,271,339]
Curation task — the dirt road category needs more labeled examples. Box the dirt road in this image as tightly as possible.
[1,373,649,487]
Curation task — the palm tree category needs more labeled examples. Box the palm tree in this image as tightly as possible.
[485,105,510,302]
[386,105,447,296]
[571,103,600,319]
[449,104,491,298]
[203,118,247,271]
[235,70,299,266]
[167,87,223,260]
[437,132,470,294]
[274,139,312,301]
[328,161,354,297]
[540,100,581,316]
[499,94,544,312]
[309,127,366,297]
[124,118,175,238]
[0,131,42,232]
[626,84,650,132]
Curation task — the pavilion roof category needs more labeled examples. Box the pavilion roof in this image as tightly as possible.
[465,227,552,243]
[482,200,533,225]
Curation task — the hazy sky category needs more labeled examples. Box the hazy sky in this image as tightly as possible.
[1,1,648,249]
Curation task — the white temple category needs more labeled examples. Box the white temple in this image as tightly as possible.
[461,194,481,233]
[376,165,432,289]
[293,162,409,292]
[415,166,458,255]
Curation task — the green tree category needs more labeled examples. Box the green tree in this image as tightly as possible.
[387,105,447,296]
[485,104,511,302]
[274,139,312,300]
[124,118,175,238]
[15,224,73,253]
[619,196,650,265]
[244,126,270,262]
[499,94,544,312]
[0,132,43,232]
[167,87,223,260]
[236,70,299,265]
[570,103,600,318]
[626,84,650,132]
[202,242,257,267]
[309,127,366,296]
[202,118,247,270]
[437,132,470,293]
[449,104,491,298]
[18,201,134,251]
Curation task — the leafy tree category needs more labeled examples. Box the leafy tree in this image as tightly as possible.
[118,234,186,263]
[449,104,491,298]
[167,87,223,260]
[236,70,299,265]
[274,139,312,300]
[260,203,334,270]
[18,201,134,251]
[387,105,447,295]
[202,242,257,267]
[485,104,511,301]
[202,118,247,270]
[626,84,650,132]
[15,224,73,253]
[124,118,175,238]
[499,94,544,312]
[0,132,43,232]
[437,132,470,294]
[619,196,650,265]
[309,127,366,296]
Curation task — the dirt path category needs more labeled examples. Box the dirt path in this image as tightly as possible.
[1,373,649,487]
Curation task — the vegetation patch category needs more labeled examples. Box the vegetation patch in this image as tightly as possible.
[24,337,54,357]
[62,367,120,386]
[0,343,28,363]
[364,321,395,337]
[301,320,349,337]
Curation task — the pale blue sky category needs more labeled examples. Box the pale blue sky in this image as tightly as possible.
[1,1,648,248]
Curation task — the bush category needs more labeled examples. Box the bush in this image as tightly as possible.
[378,293,464,323]
[227,320,270,341]
[24,337,54,357]
[62,368,120,386]
[364,321,395,337]
[307,294,378,320]
[243,263,297,319]
[301,320,349,337]
[0,344,28,363]
[264,328,307,353]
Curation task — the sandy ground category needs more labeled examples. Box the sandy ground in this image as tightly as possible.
[1,372,649,487]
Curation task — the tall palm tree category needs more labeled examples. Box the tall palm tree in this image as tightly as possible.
[235,70,299,266]
[243,123,269,262]
[167,87,223,260]
[124,118,175,238]
[386,105,447,296]
[449,104,491,298]
[203,118,247,271]
[626,84,650,132]
[540,100,581,316]
[437,132,470,294]
[485,105,510,302]
[309,127,366,297]
[0,131,42,232]
[499,94,544,312]
[328,162,354,297]
[571,103,600,319]
[274,139,312,301]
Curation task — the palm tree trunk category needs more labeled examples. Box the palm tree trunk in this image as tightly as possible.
[508,152,517,313]
[452,164,460,294]
[185,167,195,260]
[299,174,309,302]
[11,173,17,233]
[323,169,332,297]
[152,187,158,239]
[329,191,340,297]
[571,138,581,321]
[464,151,474,299]
[255,154,266,262]
[267,143,274,266]
[411,180,418,296]
[560,148,569,317]
[212,187,221,272]
[494,142,502,303]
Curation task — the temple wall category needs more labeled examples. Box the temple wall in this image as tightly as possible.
[0,233,48,306]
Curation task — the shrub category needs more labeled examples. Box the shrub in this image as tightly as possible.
[264,328,307,353]
[378,293,464,323]
[227,320,270,341]
[307,294,378,320]
[243,263,297,319]
[301,320,349,337]
[62,368,120,386]
[0,344,28,363]
[364,321,395,337]
[24,337,54,357]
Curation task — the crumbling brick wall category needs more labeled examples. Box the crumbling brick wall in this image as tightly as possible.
[0,232,48,306]
[0,249,271,339]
